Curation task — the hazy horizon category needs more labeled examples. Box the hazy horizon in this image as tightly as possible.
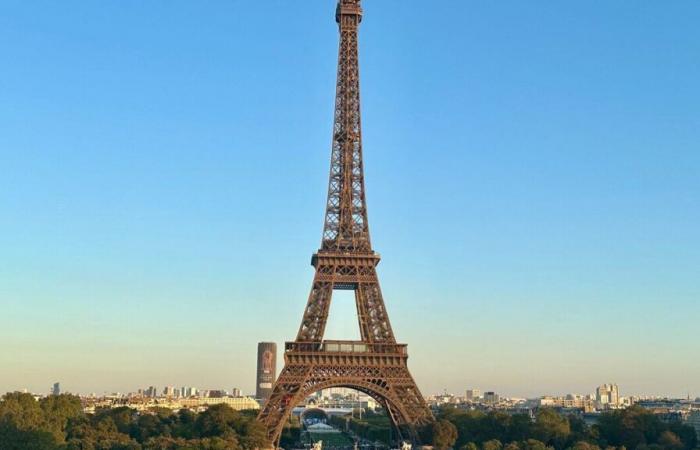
[1,1,698,399]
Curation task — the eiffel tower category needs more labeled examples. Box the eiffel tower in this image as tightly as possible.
[257,0,433,445]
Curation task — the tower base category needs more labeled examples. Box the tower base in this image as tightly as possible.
[257,341,433,446]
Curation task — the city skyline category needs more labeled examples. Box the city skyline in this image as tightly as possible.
[2,0,699,400]
[5,374,698,404]
[9,379,699,406]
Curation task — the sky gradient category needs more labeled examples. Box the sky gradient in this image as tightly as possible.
[1,1,699,399]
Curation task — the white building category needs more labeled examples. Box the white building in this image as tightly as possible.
[179,396,260,411]
[181,387,197,398]
[538,394,595,411]
[596,384,620,408]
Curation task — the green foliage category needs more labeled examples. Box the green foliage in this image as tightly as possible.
[533,409,570,448]
[0,421,60,450]
[460,442,479,450]
[279,416,301,449]
[0,393,83,449]
[0,393,270,450]
[594,407,697,450]
[195,404,241,439]
[482,439,503,450]
[0,392,45,431]
[40,394,84,442]
[521,438,551,450]
[3,392,698,450]
[329,413,392,445]
[567,442,600,450]
[438,406,698,450]
[430,419,458,450]
[658,431,684,450]
[303,431,354,447]
[437,407,548,448]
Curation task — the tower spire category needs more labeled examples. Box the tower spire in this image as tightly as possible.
[322,0,370,253]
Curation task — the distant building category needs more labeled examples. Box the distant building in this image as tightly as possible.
[256,342,277,402]
[52,383,61,396]
[181,387,197,398]
[180,396,261,411]
[539,394,595,411]
[145,386,158,398]
[484,391,500,404]
[432,393,456,405]
[232,388,242,397]
[596,384,620,407]
[163,386,177,397]
[466,389,481,401]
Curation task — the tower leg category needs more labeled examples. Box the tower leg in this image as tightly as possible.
[257,357,433,446]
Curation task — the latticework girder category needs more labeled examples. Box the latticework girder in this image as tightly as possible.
[257,349,433,446]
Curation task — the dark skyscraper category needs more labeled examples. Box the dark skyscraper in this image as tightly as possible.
[52,382,60,396]
[256,342,277,402]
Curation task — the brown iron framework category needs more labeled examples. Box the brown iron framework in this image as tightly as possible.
[257,0,433,446]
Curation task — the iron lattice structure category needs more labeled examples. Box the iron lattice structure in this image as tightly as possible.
[257,0,433,445]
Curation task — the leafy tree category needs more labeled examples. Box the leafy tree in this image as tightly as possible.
[436,408,537,449]
[667,423,697,450]
[594,407,697,450]
[504,441,521,450]
[521,439,551,450]
[66,414,139,450]
[533,409,570,449]
[172,409,197,440]
[483,439,503,450]
[195,405,240,439]
[431,419,458,450]
[134,413,170,443]
[40,394,84,442]
[0,395,269,449]
[0,392,45,431]
[96,407,135,436]
[658,431,683,450]
[237,418,270,450]
[198,436,242,450]
[142,436,195,449]
[509,415,534,442]
[0,421,60,450]
[567,441,600,450]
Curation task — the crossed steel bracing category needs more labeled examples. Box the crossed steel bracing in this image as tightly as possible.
[257,1,433,446]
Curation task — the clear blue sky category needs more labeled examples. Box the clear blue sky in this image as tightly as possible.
[1,1,698,399]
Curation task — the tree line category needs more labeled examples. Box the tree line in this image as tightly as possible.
[0,392,270,450]
[426,406,698,450]
[1,392,697,450]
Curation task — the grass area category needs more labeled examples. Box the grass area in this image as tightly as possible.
[329,414,392,445]
[304,431,355,447]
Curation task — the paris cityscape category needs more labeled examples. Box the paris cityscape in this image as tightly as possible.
[1,0,699,449]
[4,343,700,449]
